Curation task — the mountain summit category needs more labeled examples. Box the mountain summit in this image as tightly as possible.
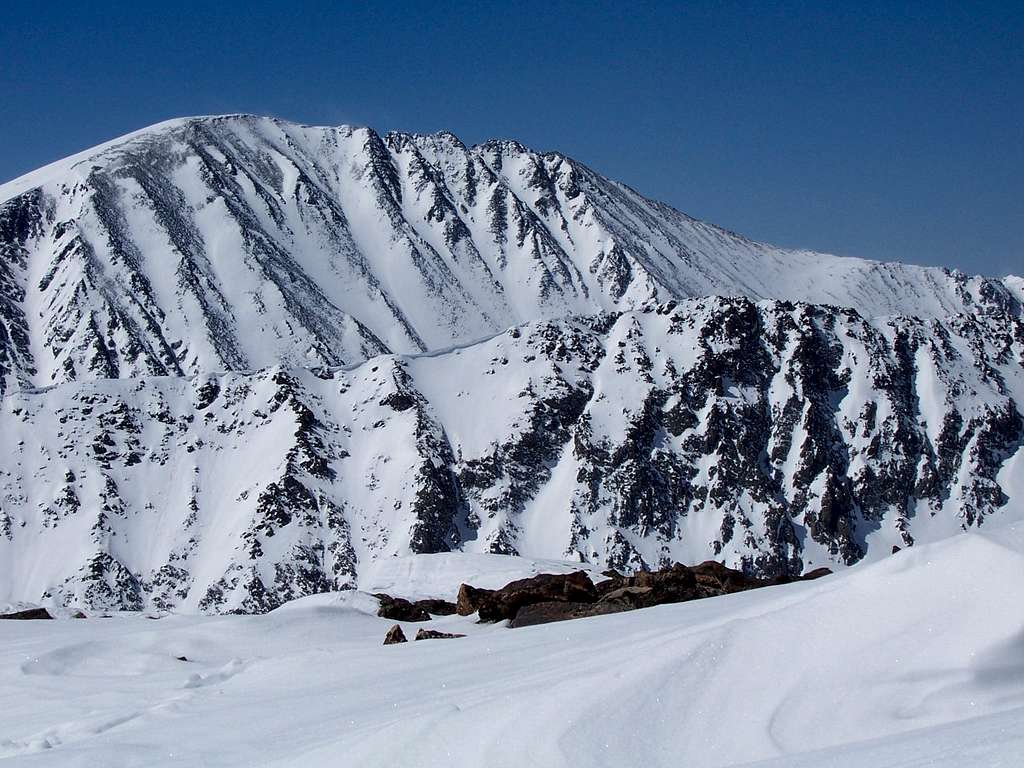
[1,114,1020,399]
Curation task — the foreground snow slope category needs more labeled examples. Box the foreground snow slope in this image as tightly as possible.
[1,298,1021,612]
[1,516,1022,767]
[1,114,1020,398]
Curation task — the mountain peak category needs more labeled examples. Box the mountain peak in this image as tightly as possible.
[1,113,1020,400]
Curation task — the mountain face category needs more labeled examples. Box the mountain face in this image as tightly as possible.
[1,298,1021,612]
[1,114,1021,402]
[0,115,1022,612]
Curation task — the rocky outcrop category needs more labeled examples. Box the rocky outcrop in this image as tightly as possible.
[510,601,626,627]
[376,594,458,622]
[501,563,833,627]
[456,571,598,622]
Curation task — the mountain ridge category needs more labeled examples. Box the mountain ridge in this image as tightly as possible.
[1,296,1021,612]
[2,113,1020,401]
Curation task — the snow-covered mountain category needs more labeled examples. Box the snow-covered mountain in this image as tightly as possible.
[1,114,1022,612]
[1,114,1021,399]
[1,297,1021,612]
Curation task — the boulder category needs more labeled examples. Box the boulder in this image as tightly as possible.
[456,583,490,616]
[801,567,833,581]
[597,585,657,610]
[594,562,703,606]
[375,595,431,622]
[690,560,757,594]
[414,629,466,641]
[414,598,458,616]
[457,571,598,622]
[383,624,408,645]
[635,563,701,599]
[375,594,459,621]
[510,600,627,628]
[0,607,53,620]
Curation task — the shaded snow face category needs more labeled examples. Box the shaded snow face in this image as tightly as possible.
[0,114,1021,400]
[0,298,1021,613]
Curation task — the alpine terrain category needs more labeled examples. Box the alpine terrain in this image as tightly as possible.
[1,114,1022,612]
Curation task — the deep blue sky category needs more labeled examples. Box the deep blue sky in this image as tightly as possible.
[2,1,1021,276]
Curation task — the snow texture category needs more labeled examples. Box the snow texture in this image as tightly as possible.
[1,514,1022,766]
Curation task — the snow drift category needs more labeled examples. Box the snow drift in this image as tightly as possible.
[1,515,1022,766]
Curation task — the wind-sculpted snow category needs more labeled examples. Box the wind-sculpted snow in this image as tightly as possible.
[0,297,1021,612]
[1,517,1023,766]
[0,114,1020,399]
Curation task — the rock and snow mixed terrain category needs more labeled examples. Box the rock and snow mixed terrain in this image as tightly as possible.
[0,298,1021,611]
[0,114,1022,612]
[1,517,1022,766]
[1,114,1020,397]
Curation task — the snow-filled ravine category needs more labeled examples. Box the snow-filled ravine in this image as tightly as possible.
[2,519,1023,767]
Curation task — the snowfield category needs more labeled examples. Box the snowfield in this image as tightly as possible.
[2,516,1022,767]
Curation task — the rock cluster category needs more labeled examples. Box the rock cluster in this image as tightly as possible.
[456,571,598,622]
[456,564,832,628]
[380,562,833,641]
[375,594,458,622]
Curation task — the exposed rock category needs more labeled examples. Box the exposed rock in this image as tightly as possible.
[375,594,431,622]
[414,598,458,616]
[375,594,459,621]
[0,607,53,620]
[71,610,87,619]
[801,567,833,581]
[456,584,490,617]
[689,561,759,594]
[457,571,599,622]
[0,294,1020,614]
[597,586,658,610]
[594,562,722,606]
[510,600,628,628]
[383,624,408,645]
[503,560,833,628]
[414,629,466,641]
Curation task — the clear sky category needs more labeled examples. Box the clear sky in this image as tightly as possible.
[2,1,1020,276]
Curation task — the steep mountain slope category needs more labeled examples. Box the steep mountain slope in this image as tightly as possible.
[1,114,1020,400]
[1,298,1020,612]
